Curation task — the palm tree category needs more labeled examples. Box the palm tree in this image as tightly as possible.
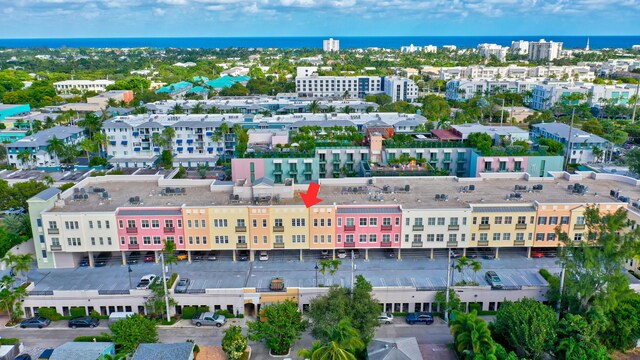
[3,252,33,284]
[106,98,119,108]
[298,341,323,360]
[454,256,470,284]
[365,106,375,113]
[0,275,27,323]
[78,113,102,138]
[470,259,482,284]
[170,104,184,114]
[92,132,108,159]
[342,106,353,114]
[57,144,81,166]
[79,138,98,158]
[309,341,357,360]
[151,132,168,151]
[46,136,65,159]
[326,105,336,113]
[162,127,176,153]
[308,100,320,114]
[17,150,33,169]
[162,239,178,274]
[191,103,205,114]
[450,310,496,360]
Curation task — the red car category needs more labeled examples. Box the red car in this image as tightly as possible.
[531,249,545,258]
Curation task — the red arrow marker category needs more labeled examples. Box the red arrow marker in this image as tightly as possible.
[300,182,322,208]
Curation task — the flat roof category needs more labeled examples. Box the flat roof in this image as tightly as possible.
[49,174,640,213]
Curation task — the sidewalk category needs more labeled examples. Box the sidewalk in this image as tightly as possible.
[158,317,247,329]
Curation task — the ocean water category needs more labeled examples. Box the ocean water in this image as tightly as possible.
[0,36,638,50]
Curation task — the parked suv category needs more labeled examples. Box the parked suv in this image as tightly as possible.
[485,271,503,289]
[136,274,157,289]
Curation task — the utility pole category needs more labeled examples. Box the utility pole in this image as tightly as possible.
[160,253,171,322]
[632,81,640,123]
[350,250,355,298]
[557,262,566,320]
[563,108,576,171]
[500,98,505,126]
[444,249,452,323]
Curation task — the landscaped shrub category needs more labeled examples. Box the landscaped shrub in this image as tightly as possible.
[74,335,112,342]
[217,309,235,319]
[70,307,87,318]
[182,306,209,320]
[0,338,20,345]
[37,307,62,321]
[168,273,178,288]
[469,303,482,314]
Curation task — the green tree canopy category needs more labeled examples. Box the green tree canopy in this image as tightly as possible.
[108,314,158,355]
[222,325,248,360]
[247,300,306,355]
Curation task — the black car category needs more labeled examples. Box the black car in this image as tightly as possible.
[94,252,112,267]
[79,256,90,267]
[384,249,395,259]
[14,355,32,360]
[20,316,51,328]
[237,250,249,261]
[68,316,99,328]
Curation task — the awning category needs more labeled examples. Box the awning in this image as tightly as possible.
[484,158,493,162]
[514,157,524,162]
[499,157,508,162]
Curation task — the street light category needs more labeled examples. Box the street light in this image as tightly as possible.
[314,263,319,287]
[127,266,133,289]
[444,249,454,324]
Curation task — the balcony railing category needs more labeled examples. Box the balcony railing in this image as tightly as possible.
[479,224,490,230]
[344,225,356,232]
[273,226,284,233]
[47,228,59,235]
[128,243,140,250]
[381,225,393,231]
[273,243,285,249]
[164,227,175,234]
[344,242,356,248]
[126,227,138,234]
[411,241,423,248]
[446,241,458,248]
[574,224,586,230]
[380,241,392,247]
[515,224,527,230]
[236,243,248,249]
[235,226,247,233]
[478,240,490,246]
[514,240,526,246]
[412,225,424,231]
[448,224,459,231]
[50,244,62,251]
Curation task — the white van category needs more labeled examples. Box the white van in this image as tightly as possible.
[108,312,135,324]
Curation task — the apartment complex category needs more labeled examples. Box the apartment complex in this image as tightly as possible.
[530,82,637,110]
[531,122,610,164]
[53,80,115,94]
[6,126,85,169]
[323,38,340,52]
[476,43,508,62]
[528,39,563,61]
[400,44,437,53]
[445,79,538,101]
[28,172,635,270]
[296,75,418,102]
[439,65,594,82]
[510,40,529,55]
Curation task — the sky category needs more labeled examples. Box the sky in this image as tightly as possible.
[0,0,639,38]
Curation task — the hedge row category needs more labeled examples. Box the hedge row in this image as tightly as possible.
[182,306,210,320]
[74,336,112,342]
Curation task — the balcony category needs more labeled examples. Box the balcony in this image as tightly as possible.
[273,226,284,233]
[478,240,490,247]
[574,224,586,230]
[515,224,527,230]
[411,241,423,248]
[126,227,138,234]
[380,241,392,247]
[381,225,393,231]
[344,225,356,232]
[514,240,526,246]
[442,159,452,163]
[319,159,326,165]
[303,169,312,175]
[164,227,175,234]
[128,243,140,250]
[47,228,59,235]
[237,243,248,249]
[446,241,458,248]
[344,242,356,248]
[412,225,424,231]
[235,226,247,233]
[288,170,298,175]
[479,224,490,230]
[448,225,459,231]
[273,169,283,175]
[50,244,62,251]
[273,243,285,249]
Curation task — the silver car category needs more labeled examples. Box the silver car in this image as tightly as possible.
[378,312,394,324]
[174,278,190,293]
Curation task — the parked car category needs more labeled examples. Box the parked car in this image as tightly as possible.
[336,249,347,259]
[15,355,32,360]
[175,278,190,293]
[192,312,226,327]
[94,252,111,267]
[4,207,25,215]
[20,317,51,329]
[384,249,395,259]
[37,349,54,360]
[485,271,503,289]
[237,251,249,261]
[68,316,99,329]
[319,250,331,260]
[79,256,90,267]
[192,253,205,262]
[175,252,188,261]
[406,312,434,325]
[127,253,140,264]
[136,274,157,290]
[378,312,394,324]
[259,251,269,261]
[143,252,155,263]
[531,249,545,258]
[207,251,218,261]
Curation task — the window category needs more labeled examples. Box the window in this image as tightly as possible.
[292,218,305,227]
[493,233,501,241]
[236,219,245,227]
[481,217,489,225]
[328,235,332,243]
[89,221,93,229]
[538,217,547,225]
[494,216,502,225]
[574,233,583,241]
[516,233,524,241]
[337,235,342,243]
[274,219,283,227]
[314,219,318,227]
[382,218,391,226]
[127,220,136,228]
[576,216,585,225]
[427,234,435,242]
[395,217,400,226]
[292,235,306,243]
[153,236,161,245]
[360,218,367,226]
[105,221,110,229]
[237,236,246,244]
[345,234,354,243]
[252,219,258,227]
[166,236,174,243]
[517,216,526,224]
[359,234,367,243]
[428,217,436,226]
[369,234,377,243]
[536,233,545,241]
[328,219,332,227]
[213,219,228,227]
[437,217,445,226]
[129,237,137,245]
[549,217,558,225]
[189,236,194,245]
[177,219,182,228]
[143,236,151,245]
[449,234,457,242]
[472,217,477,225]
[65,221,79,230]
[48,221,58,229]
[413,234,422,242]
[337,218,342,227]
[164,219,173,228]
[91,237,95,246]
[150,220,159,228]
[547,233,557,241]
[141,220,150,228]
[480,233,488,241]
[561,216,570,224]
[503,233,511,241]
[436,234,444,242]
[450,217,458,226]
[369,218,377,226]
[194,220,199,228]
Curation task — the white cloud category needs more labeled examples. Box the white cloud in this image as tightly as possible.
[153,7,167,15]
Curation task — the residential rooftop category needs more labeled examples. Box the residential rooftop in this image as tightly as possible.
[7,126,83,148]
[48,172,640,213]
[532,122,609,144]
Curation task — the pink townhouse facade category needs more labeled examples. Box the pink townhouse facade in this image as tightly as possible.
[335,206,402,249]
[116,208,186,251]
[231,158,266,184]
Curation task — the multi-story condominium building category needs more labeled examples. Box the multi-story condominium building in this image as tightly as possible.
[53,80,114,94]
[530,82,637,110]
[450,123,529,143]
[144,97,379,115]
[155,81,193,98]
[439,65,595,82]
[531,122,610,164]
[231,157,320,185]
[423,45,438,53]
[445,79,538,101]
[28,171,635,269]
[86,90,134,108]
[400,44,422,53]
[510,40,529,55]
[295,75,418,102]
[6,126,84,169]
[596,59,640,76]
[323,38,339,52]
[476,43,508,62]
[468,151,564,177]
[528,39,563,61]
